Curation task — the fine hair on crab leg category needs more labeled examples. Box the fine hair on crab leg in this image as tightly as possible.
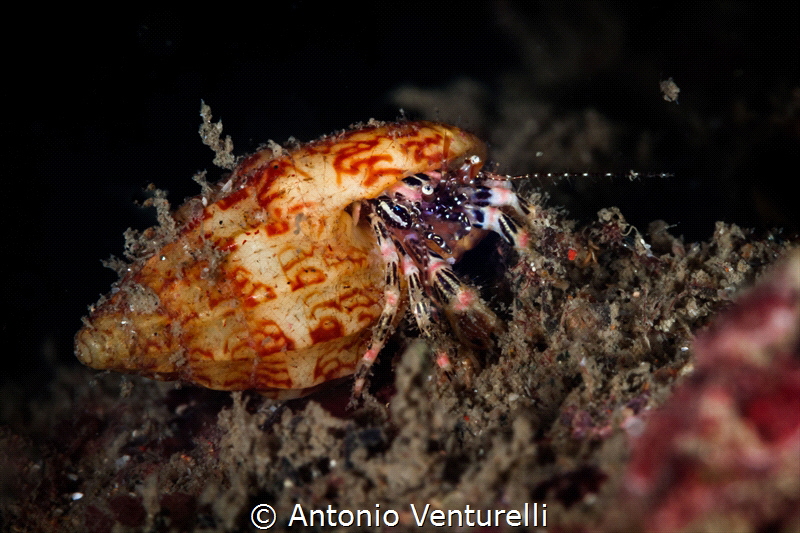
[353,214,403,396]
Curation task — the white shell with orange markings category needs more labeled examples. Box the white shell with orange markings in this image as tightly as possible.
[75,121,486,396]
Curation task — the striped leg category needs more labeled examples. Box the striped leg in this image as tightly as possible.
[353,215,403,396]
[467,204,531,250]
[398,242,453,372]
[469,183,532,218]
[425,250,500,351]
[426,251,480,313]
[400,250,434,339]
[402,249,458,373]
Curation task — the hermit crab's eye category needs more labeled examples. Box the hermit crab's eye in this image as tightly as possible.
[402,174,436,199]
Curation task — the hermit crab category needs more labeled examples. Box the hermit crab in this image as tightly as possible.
[75,113,536,397]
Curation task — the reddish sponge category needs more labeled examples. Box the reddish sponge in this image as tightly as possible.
[620,250,800,533]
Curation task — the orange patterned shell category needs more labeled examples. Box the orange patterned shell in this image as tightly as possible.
[75,121,486,395]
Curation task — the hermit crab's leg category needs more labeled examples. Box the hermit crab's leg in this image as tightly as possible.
[396,233,464,373]
[469,184,532,219]
[399,247,434,339]
[372,198,439,322]
[424,250,500,349]
[395,247,458,374]
[374,195,413,230]
[466,204,531,250]
[353,214,403,396]
[425,251,478,312]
